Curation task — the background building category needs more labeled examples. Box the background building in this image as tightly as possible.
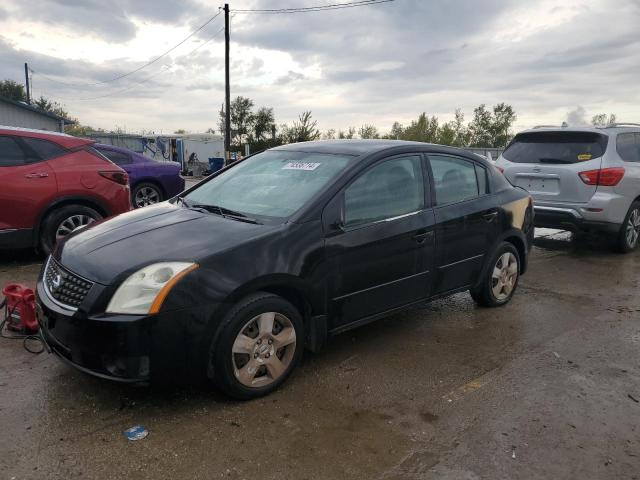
[0,96,72,132]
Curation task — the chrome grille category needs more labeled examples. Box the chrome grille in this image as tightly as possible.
[44,257,93,309]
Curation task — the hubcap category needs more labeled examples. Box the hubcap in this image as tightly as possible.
[491,252,518,301]
[135,186,160,207]
[55,214,96,241]
[625,209,640,248]
[231,312,297,388]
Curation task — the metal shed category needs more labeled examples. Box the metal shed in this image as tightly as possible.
[0,97,72,132]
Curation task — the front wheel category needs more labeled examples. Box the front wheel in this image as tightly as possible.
[470,242,520,307]
[613,201,640,253]
[210,292,303,400]
[40,205,102,255]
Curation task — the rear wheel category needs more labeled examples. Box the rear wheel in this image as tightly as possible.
[40,205,102,255]
[210,292,303,400]
[613,201,640,253]
[132,182,163,208]
[470,242,520,307]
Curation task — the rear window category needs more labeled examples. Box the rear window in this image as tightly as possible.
[503,132,608,164]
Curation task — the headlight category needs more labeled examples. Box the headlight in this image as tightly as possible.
[106,262,198,315]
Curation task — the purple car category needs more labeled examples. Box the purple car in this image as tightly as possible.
[95,144,185,208]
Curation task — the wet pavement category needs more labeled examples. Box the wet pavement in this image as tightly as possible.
[1,230,639,479]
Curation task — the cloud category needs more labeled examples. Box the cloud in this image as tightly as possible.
[0,0,638,134]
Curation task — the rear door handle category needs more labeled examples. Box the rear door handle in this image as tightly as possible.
[483,210,498,222]
[24,172,49,178]
[413,230,434,244]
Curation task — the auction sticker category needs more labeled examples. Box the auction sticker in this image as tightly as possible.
[282,162,321,171]
[577,153,592,161]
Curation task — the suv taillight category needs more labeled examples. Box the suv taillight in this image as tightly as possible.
[99,170,129,185]
[578,167,624,186]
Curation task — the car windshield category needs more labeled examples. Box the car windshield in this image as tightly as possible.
[503,131,608,164]
[183,150,352,219]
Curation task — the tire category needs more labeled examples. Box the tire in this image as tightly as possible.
[613,201,640,253]
[132,182,163,208]
[470,242,520,307]
[210,292,304,400]
[40,205,102,255]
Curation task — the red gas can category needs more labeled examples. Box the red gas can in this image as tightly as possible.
[2,284,37,332]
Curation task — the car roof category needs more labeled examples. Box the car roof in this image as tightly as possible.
[271,139,472,157]
[0,125,94,148]
[517,125,640,136]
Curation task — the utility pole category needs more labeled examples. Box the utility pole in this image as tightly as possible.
[224,3,231,164]
[24,62,31,104]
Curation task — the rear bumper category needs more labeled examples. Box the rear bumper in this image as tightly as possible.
[534,206,620,233]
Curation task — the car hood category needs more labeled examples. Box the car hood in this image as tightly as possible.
[56,202,281,284]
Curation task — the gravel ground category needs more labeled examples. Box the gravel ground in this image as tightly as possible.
[0,229,638,479]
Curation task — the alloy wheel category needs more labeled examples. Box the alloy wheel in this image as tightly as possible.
[625,208,640,248]
[135,186,161,207]
[55,214,96,241]
[491,252,518,301]
[231,312,297,388]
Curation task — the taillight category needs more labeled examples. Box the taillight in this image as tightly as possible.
[99,170,129,185]
[578,167,624,186]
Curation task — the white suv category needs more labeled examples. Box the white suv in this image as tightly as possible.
[496,124,640,252]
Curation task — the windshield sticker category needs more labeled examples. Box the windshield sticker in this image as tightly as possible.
[282,162,321,171]
[577,153,592,161]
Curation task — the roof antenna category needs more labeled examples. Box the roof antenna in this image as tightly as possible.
[561,122,568,128]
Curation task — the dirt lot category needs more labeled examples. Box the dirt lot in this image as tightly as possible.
[1,230,639,480]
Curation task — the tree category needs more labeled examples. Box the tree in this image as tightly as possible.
[283,111,321,143]
[359,124,380,139]
[174,129,187,134]
[251,107,275,143]
[338,127,356,139]
[389,122,404,139]
[591,113,617,127]
[218,96,255,147]
[33,95,69,119]
[322,129,336,140]
[467,103,516,148]
[0,80,26,101]
[205,127,216,134]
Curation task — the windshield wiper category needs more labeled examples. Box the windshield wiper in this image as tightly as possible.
[538,157,573,164]
[190,204,261,224]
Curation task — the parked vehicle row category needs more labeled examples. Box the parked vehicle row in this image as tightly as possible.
[0,126,185,254]
[36,140,534,399]
[496,124,640,252]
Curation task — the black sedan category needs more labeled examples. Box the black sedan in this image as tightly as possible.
[36,140,534,399]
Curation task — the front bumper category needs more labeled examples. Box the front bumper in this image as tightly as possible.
[36,279,210,383]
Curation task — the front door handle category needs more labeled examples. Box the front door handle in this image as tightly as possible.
[413,230,434,244]
[24,172,49,178]
[482,210,498,222]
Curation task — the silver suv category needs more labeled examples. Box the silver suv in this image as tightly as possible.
[496,124,640,252]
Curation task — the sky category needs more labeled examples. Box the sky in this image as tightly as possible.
[0,0,638,135]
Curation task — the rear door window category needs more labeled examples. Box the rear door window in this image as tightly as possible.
[616,133,640,162]
[429,155,481,205]
[22,137,66,160]
[99,149,133,165]
[0,136,27,166]
[503,131,608,164]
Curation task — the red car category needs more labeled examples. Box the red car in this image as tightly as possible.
[0,126,131,253]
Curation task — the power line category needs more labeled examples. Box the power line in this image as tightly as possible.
[30,9,223,88]
[232,0,395,14]
[73,22,228,101]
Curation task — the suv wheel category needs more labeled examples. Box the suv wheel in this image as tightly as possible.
[132,182,162,208]
[614,201,640,253]
[470,242,520,307]
[40,205,102,254]
[210,292,303,400]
